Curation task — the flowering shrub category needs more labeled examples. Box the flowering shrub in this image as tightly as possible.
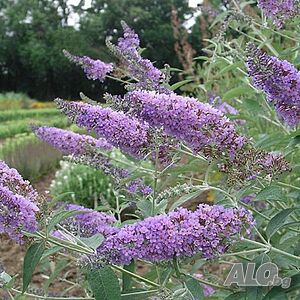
[0,2,300,300]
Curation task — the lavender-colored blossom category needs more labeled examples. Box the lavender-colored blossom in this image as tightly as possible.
[246,44,300,127]
[126,179,153,195]
[257,0,298,28]
[97,204,254,265]
[0,184,39,243]
[223,148,290,184]
[53,203,117,238]
[63,50,113,82]
[109,21,170,93]
[240,193,266,211]
[33,126,112,156]
[55,99,151,158]
[208,93,239,115]
[124,91,247,158]
[0,160,38,203]
[193,273,215,297]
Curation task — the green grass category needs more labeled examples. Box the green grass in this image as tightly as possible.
[0,92,34,110]
[0,116,69,139]
[0,108,59,122]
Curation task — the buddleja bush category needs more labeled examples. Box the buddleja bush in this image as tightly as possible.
[0,1,300,299]
[50,161,115,209]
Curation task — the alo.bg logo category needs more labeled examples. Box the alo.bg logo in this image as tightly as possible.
[224,262,291,289]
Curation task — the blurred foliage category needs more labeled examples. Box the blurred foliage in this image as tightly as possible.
[0,0,205,100]
[0,133,62,182]
[0,108,59,121]
[50,161,115,209]
[0,116,69,139]
[0,92,35,110]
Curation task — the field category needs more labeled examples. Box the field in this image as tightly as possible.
[0,93,66,182]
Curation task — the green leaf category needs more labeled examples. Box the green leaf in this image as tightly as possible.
[224,292,246,300]
[245,287,264,300]
[219,62,243,75]
[80,233,104,251]
[266,208,295,239]
[86,266,121,300]
[288,135,300,147]
[41,246,63,260]
[256,185,285,202]
[47,209,87,233]
[223,86,255,101]
[122,261,135,292]
[137,199,152,217]
[22,242,45,293]
[243,98,262,113]
[170,189,206,211]
[185,276,204,300]
[170,79,193,91]
[0,271,13,288]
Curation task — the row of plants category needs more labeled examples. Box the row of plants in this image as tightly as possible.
[0,117,69,139]
[0,92,34,110]
[0,92,57,110]
[0,133,62,182]
[0,108,59,122]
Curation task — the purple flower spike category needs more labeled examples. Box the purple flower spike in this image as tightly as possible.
[124,91,247,158]
[257,0,298,28]
[63,50,113,82]
[55,99,151,158]
[246,44,300,127]
[0,184,39,243]
[0,160,38,204]
[33,126,112,156]
[52,203,117,239]
[97,204,254,265]
[110,21,170,93]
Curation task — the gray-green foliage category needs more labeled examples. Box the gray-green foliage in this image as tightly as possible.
[50,161,115,208]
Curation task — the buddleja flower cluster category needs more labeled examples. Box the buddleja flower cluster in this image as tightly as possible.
[53,203,117,239]
[246,43,300,127]
[257,0,299,28]
[0,160,39,242]
[59,22,290,183]
[55,99,151,159]
[33,126,112,155]
[96,204,254,265]
[125,90,246,157]
[63,50,113,82]
[121,91,289,182]
[109,21,171,93]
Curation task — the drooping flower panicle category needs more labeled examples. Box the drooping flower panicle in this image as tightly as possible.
[0,184,39,243]
[107,21,170,93]
[55,99,151,158]
[97,204,254,265]
[53,204,117,238]
[0,160,38,203]
[33,126,112,156]
[257,0,298,28]
[0,160,39,243]
[63,50,113,82]
[246,44,300,127]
